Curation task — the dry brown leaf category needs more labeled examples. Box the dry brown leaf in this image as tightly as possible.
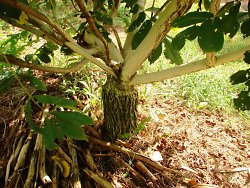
[193,184,219,188]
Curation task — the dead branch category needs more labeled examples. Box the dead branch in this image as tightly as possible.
[5,134,25,185]
[115,156,149,188]
[83,149,98,171]
[88,136,183,176]
[14,132,32,171]
[0,55,89,74]
[24,134,42,187]
[68,140,82,188]
[83,168,114,188]
[39,137,52,184]
[52,162,59,188]
[135,161,161,188]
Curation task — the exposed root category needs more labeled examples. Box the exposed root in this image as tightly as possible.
[52,162,59,188]
[6,132,32,187]
[135,161,161,188]
[83,168,114,188]
[115,156,149,188]
[39,136,52,184]
[5,134,25,185]
[24,134,42,187]
[68,139,81,188]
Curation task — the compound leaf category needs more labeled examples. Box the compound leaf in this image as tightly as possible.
[198,18,224,52]
[148,43,162,64]
[163,38,183,65]
[132,20,152,50]
[172,11,213,28]
[34,95,77,108]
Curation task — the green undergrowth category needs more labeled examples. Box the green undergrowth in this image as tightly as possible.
[138,32,250,121]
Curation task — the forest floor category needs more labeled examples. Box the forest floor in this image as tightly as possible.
[0,72,249,188]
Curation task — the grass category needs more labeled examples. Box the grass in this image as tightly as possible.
[138,32,250,119]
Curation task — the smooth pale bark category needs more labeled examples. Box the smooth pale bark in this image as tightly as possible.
[121,0,195,82]
[128,44,250,85]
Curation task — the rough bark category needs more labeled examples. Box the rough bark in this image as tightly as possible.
[102,77,138,141]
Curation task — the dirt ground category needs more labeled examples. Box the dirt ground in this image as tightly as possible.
[133,96,250,187]
[0,74,249,188]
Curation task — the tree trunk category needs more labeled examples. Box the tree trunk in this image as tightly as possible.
[102,76,138,141]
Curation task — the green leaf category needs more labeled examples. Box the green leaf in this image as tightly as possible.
[25,54,35,62]
[198,18,224,52]
[61,44,74,55]
[43,118,63,150]
[46,41,58,51]
[53,111,89,140]
[95,11,113,25]
[132,20,152,50]
[171,35,185,51]
[0,76,14,95]
[230,69,249,85]
[25,54,41,64]
[128,12,146,32]
[123,0,137,8]
[172,11,213,28]
[130,4,139,14]
[0,3,21,20]
[26,76,47,92]
[234,91,250,110]
[244,51,250,64]
[237,12,249,23]
[241,19,250,38]
[172,25,200,51]
[148,43,162,64]
[220,3,240,38]
[24,100,42,133]
[221,14,239,38]
[163,38,183,65]
[248,0,250,17]
[52,111,93,126]
[37,53,51,63]
[215,1,234,17]
[95,23,112,42]
[45,0,56,10]
[34,95,77,108]
[203,0,211,11]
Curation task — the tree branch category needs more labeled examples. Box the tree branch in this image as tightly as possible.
[0,55,89,74]
[121,0,195,82]
[122,0,146,58]
[75,0,111,64]
[109,0,121,18]
[0,14,64,46]
[0,0,116,76]
[65,42,116,77]
[128,44,250,85]
[205,0,221,67]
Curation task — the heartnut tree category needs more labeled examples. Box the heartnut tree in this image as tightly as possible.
[0,0,250,186]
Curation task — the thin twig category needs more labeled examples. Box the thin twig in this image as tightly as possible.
[5,134,25,186]
[75,0,111,64]
[24,134,42,187]
[83,168,114,188]
[68,139,81,188]
[88,136,183,176]
[111,26,123,52]
[0,55,89,74]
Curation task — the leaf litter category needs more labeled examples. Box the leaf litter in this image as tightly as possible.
[0,72,249,187]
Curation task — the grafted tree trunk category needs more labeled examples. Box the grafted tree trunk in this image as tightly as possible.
[102,77,138,141]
